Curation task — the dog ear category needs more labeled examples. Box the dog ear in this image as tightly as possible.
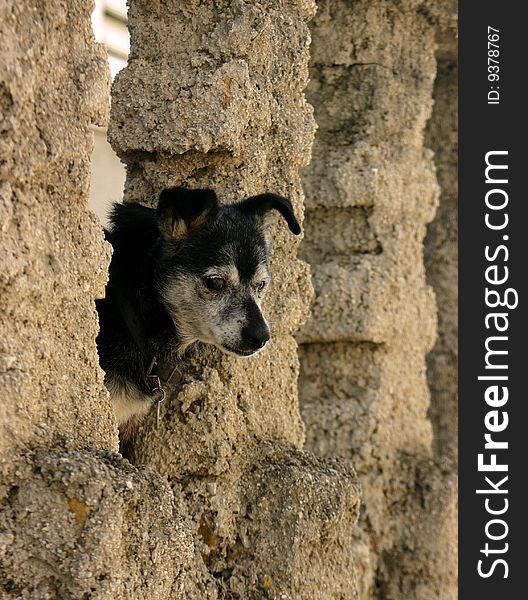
[157,187,219,239]
[237,193,301,235]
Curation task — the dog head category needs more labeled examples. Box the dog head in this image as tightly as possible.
[154,187,300,356]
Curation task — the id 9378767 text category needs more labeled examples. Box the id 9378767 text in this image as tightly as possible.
[488,26,500,105]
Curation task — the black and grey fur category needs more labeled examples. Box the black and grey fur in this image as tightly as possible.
[96,187,300,430]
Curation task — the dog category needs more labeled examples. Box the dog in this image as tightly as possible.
[95,186,301,434]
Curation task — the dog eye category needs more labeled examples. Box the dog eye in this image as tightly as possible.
[255,281,267,292]
[203,276,226,292]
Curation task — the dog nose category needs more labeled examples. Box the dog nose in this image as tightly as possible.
[242,321,270,349]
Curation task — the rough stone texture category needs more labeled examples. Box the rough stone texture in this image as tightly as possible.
[0,0,113,458]
[0,2,195,597]
[109,1,361,598]
[0,449,194,599]
[297,1,457,598]
[0,0,459,597]
[424,30,458,465]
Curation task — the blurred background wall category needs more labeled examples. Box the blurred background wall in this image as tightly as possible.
[89,0,128,224]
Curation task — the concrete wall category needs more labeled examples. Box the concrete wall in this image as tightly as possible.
[297,1,457,597]
[1,1,457,598]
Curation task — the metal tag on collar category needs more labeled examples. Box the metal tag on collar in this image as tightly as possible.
[149,379,166,428]
[155,387,166,427]
[146,356,179,427]
[147,356,164,427]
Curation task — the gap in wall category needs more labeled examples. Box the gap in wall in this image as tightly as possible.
[89,0,128,226]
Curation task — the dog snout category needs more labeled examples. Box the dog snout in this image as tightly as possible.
[241,320,270,350]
